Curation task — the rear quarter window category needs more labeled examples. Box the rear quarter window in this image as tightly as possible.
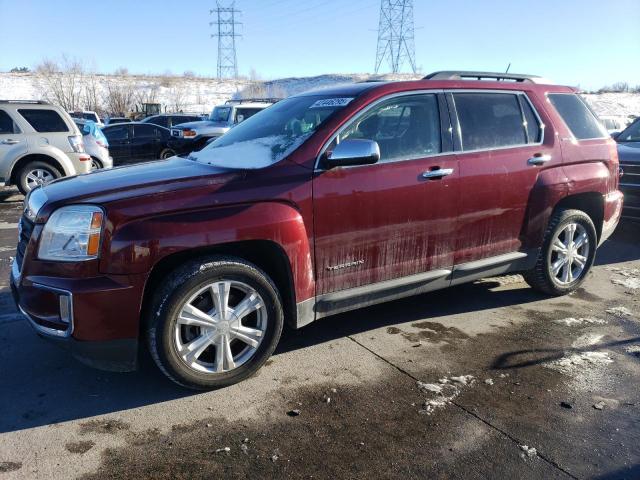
[548,93,606,140]
[18,109,70,133]
[0,110,20,134]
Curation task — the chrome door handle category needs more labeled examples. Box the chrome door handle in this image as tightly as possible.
[1,139,19,145]
[422,168,454,179]
[528,154,551,166]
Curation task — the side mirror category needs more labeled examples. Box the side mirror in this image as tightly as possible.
[324,139,380,168]
[610,131,621,141]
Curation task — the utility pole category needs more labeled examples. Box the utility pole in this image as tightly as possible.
[374,0,417,74]
[210,1,241,79]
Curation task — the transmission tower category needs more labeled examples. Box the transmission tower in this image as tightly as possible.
[374,0,417,74]
[210,1,241,79]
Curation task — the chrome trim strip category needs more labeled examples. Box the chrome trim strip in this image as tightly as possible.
[23,283,74,338]
[319,268,452,303]
[454,251,529,272]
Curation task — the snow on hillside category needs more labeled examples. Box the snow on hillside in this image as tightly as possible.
[0,71,638,118]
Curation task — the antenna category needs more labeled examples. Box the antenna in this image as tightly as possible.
[374,0,417,74]
[210,1,241,79]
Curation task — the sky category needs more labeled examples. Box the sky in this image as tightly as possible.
[0,0,638,90]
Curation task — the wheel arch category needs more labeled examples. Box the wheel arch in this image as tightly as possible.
[8,153,66,185]
[140,240,298,331]
[552,192,604,241]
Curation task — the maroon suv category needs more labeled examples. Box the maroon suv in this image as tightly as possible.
[11,71,623,389]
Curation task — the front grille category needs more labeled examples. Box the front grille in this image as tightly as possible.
[620,162,640,186]
[15,215,34,271]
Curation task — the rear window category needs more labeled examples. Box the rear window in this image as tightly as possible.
[548,94,606,140]
[18,109,69,133]
[453,93,533,151]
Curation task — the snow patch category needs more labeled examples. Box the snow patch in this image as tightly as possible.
[606,306,634,318]
[519,445,538,458]
[609,267,640,290]
[546,333,613,377]
[189,134,309,169]
[554,317,606,326]
[416,375,475,415]
[624,345,640,355]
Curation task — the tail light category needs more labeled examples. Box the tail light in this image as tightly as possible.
[96,140,107,148]
[606,138,620,189]
[79,154,91,161]
[68,135,85,153]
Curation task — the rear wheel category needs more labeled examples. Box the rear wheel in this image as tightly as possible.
[147,256,284,390]
[524,209,597,295]
[16,161,61,195]
[90,157,103,170]
[159,148,176,159]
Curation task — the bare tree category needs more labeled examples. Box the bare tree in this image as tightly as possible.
[168,84,188,112]
[35,56,85,110]
[104,78,136,115]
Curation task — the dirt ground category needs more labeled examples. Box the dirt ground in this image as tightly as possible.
[0,190,639,479]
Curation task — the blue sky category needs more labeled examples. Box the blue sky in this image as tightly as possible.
[0,0,638,89]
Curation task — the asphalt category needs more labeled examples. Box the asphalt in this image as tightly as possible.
[0,186,639,479]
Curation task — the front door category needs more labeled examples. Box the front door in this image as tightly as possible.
[104,125,132,164]
[313,93,459,295]
[0,110,26,176]
[131,124,160,161]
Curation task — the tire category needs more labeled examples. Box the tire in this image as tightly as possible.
[146,255,284,390]
[523,209,597,296]
[16,161,62,195]
[159,148,176,160]
[90,157,103,170]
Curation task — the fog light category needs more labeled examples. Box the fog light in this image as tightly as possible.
[59,294,72,324]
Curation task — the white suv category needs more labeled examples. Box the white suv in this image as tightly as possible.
[0,100,92,194]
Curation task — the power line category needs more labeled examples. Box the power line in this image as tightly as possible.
[374,0,417,74]
[210,1,241,79]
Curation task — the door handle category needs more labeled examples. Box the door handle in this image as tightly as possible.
[1,139,19,145]
[528,153,551,166]
[422,168,454,179]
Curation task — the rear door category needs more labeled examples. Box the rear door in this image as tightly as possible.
[313,92,459,295]
[449,90,559,265]
[103,125,132,163]
[131,124,161,161]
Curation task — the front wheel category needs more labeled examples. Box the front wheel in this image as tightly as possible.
[147,256,284,390]
[523,209,597,296]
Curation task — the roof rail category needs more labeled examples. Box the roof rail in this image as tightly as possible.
[0,99,50,104]
[225,98,281,105]
[423,71,548,84]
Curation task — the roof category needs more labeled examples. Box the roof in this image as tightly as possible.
[296,82,387,98]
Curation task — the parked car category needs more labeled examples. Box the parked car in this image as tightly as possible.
[104,117,131,125]
[613,117,640,218]
[168,99,277,155]
[11,71,623,390]
[73,119,113,170]
[0,100,91,194]
[102,122,174,164]
[69,110,103,126]
[141,114,205,129]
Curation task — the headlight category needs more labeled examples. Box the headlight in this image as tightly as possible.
[38,205,104,261]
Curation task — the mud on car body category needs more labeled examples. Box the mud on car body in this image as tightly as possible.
[11,71,623,389]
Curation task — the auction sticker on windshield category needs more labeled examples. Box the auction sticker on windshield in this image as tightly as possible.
[309,98,354,109]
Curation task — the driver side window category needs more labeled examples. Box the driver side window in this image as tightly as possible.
[338,94,441,163]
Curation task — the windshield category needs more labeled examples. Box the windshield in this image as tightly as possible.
[190,95,355,169]
[618,119,640,142]
[210,106,232,122]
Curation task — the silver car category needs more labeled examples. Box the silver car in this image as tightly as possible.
[74,119,113,170]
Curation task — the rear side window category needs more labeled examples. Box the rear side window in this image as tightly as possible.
[18,109,69,133]
[133,124,157,138]
[548,94,606,140]
[0,110,19,134]
[453,93,530,151]
[235,108,262,124]
[104,126,129,141]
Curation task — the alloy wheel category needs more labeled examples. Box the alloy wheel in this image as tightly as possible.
[548,222,590,285]
[173,280,267,374]
[25,169,54,191]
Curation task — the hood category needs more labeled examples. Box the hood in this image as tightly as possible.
[617,142,640,163]
[34,157,235,219]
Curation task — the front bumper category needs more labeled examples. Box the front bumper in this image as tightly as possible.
[10,260,142,372]
[620,183,640,219]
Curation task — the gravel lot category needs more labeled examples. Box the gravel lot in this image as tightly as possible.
[0,188,639,479]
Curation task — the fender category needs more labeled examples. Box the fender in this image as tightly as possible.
[521,166,569,249]
[101,201,315,304]
[10,144,76,179]
[0,141,29,180]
